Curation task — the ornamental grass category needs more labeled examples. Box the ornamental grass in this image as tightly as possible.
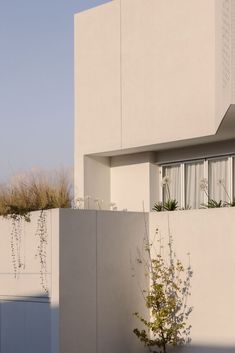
[0,170,72,219]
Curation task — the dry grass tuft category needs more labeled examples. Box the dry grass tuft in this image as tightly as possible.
[0,170,72,219]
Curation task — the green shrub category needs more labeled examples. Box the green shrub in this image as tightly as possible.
[152,202,164,212]
[153,199,178,212]
[205,199,224,208]
[133,230,193,353]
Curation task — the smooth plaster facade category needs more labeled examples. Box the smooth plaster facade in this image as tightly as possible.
[1,208,235,352]
[1,2,235,353]
[74,0,235,212]
[0,209,148,353]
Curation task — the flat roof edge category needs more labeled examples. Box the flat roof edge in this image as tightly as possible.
[74,0,114,17]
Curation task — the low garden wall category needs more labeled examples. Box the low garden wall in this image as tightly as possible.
[150,207,235,353]
[0,208,235,353]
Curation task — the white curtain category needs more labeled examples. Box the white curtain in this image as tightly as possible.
[233,158,235,200]
[185,162,204,209]
[163,165,181,203]
[208,158,229,202]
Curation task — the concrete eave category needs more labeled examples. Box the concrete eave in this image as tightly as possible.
[92,104,235,157]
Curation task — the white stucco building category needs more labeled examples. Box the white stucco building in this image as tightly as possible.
[75,0,235,212]
[1,2,235,353]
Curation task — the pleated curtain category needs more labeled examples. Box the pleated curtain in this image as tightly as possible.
[185,162,204,209]
[163,165,181,204]
[208,158,229,202]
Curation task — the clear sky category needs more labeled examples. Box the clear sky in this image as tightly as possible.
[0,0,110,182]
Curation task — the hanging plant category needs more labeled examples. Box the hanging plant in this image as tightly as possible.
[0,169,72,293]
[35,210,49,295]
[10,215,25,278]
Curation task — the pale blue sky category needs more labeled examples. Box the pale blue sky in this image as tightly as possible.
[0,0,110,181]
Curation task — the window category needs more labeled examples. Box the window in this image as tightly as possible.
[162,164,181,204]
[208,158,230,203]
[185,161,204,209]
[160,156,233,209]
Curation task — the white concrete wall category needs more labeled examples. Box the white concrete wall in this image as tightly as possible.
[60,208,235,353]
[0,210,59,353]
[74,2,121,204]
[59,210,97,353]
[1,208,235,352]
[74,155,111,210]
[150,208,235,351]
[84,156,111,209]
[0,301,51,353]
[0,211,53,298]
[111,160,158,212]
[74,1,121,156]
[215,0,232,126]
[59,209,149,353]
[122,0,216,147]
[76,152,158,212]
[0,209,149,353]
[75,0,229,155]
[111,162,150,211]
[74,0,235,206]
[231,0,235,102]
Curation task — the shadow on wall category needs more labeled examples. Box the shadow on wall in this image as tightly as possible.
[0,295,53,353]
[171,344,235,353]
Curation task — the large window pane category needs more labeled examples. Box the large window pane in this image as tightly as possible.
[208,158,229,202]
[163,164,181,204]
[185,161,204,209]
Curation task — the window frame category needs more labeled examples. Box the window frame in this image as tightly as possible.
[159,154,234,209]
[207,155,232,203]
[160,162,183,207]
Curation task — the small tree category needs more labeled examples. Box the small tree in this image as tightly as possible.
[133,228,193,353]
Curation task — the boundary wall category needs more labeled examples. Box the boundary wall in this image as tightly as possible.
[0,208,235,352]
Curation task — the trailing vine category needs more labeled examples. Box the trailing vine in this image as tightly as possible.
[0,170,71,294]
[10,214,26,278]
[8,210,49,294]
[35,210,49,295]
